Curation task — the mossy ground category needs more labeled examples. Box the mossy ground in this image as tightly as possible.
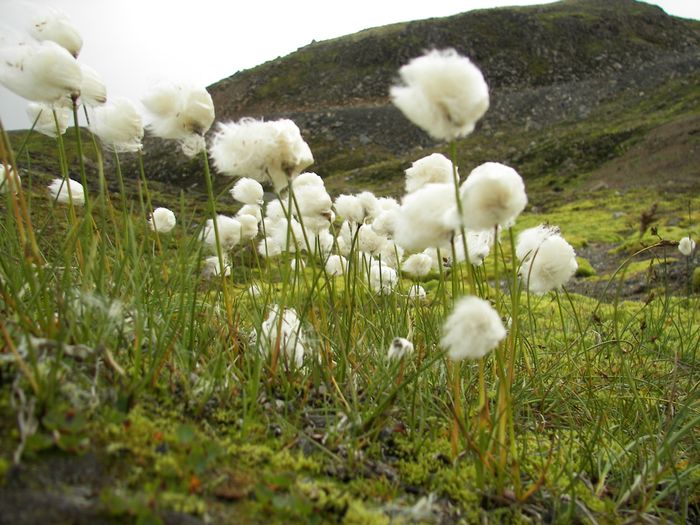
[1,141,697,523]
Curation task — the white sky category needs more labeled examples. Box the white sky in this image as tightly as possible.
[1,0,698,130]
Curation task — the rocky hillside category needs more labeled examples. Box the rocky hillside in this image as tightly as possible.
[92,0,700,198]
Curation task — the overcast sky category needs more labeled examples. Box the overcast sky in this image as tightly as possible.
[1,0,698,130]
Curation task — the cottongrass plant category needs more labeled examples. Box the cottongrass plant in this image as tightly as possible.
[0,20,698,524]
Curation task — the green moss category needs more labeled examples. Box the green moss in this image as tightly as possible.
[0,457,8,484]
[342,500,390,525]
[575,257,596,277]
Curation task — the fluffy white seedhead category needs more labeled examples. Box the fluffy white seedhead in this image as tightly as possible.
[441,296,506,361]
[378,197,400,212]
[516,224,560,262]
[201,255,231,278]
[334,194,365,224]
[408,284,427,301]
[388,337,414,361]
[237,204,262,223]
[405,153,455,193]
[313,230,335,258]
[293,172,325,188]
[679,236,696,257]
[247,283,263,298]
[266,217,304,254]
[231,177,264,205]
[209,118,313,191]
[91,98,144,153]
[78,63,107,106]
[264,200,287,222]
[258,237,282,258]
[0,40,82,102]
[48,178,84,206]
[378,240,404,269]
[28,5,83,57]
[391,48,489,141]
[290,258,305,271]
[142,82,214,138]
[371,209,399,238]
[369,260,398,295]
[148,207,176,233]
[520,234,578,294]
[201,215,241,252]
[238,214,259,241]
[394,183,457,253]
[302,214,333,237]
[0,165,21,194]
[293,184,332,219]
[462,229,497,267]
[358,224,386,255]
[402,253,433,277]
[460,162,527,231]
[422,247,449,272]
[357,191,380,220]
[258,306,307,368]
[26,102,70,137]
[325,254,347,276]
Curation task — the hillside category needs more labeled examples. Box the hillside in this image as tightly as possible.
[197,0,699,197]
[10,0,700,201]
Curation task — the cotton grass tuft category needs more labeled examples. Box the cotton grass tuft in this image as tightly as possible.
[441,296,506,361]
[390,48,489,140]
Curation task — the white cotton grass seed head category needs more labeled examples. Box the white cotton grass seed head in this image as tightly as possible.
[391,48,489,141]
[237,204,262,223]
[516,224,560,262]
[26,102,70,137]
[230,177,264,205]
[334,194,365,224]
[293,184,332,219]
[394,183,456,253]
[238,214,259,241]
[148,207,176,233]
[48,178,84,206]
[325,254,347,276]
[201,255,230,278]
[371,209,399,238]
[441,296,506,361]
[405,153,455,194]
[77,63,107,106]
[520,234,578,295]
[293,172,325,188]
[201,215,241,252]
[358,224,386,255]
[388,337,414,361]
[463,230,496,267]
[679,236,696,257]
[91,98,144,153]
[209,118,313,191]
[369,260,398,295]
[142,82,215,139]
[378,240,404,269]
[314,229,335,258]
[264,200,287,222]
[0,165,21,194]
[247,283,263,298]
[408,284,427,301]
[290,258,305,271]
[257,237,282,258]
[0,39,82,103]
[459,162,527,231]
[402,253,433,277]
[357,191,380,220]
[258,306,307,369]
[28,5,83,57]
